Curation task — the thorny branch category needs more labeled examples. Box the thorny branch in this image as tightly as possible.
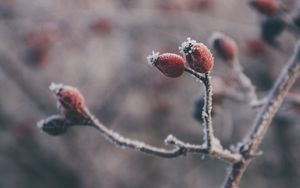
[84,108,241,162]
[222,39,300,188]
[38,82,242,162]
[36,34,300,188]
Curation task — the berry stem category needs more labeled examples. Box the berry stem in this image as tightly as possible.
[201,73,214,150]
[184,67,206,80]
[233,58,260,107]
[184,67,215,151]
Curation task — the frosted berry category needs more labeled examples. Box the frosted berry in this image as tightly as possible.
[179,38,214,73]
[209,32,237,62]
[49,83,87,121]
[147,52,185,78]
[249,0,279,16]
[37,115,70,136]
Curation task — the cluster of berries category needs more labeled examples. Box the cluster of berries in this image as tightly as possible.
[147,38,214,78]
[38,83,88,136]
[249,0,300,46]
[148,33,239,78]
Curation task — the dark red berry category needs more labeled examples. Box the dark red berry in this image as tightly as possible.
[147,52,185,78]
[49,83,87,121]
[249,0,279,16]
[209,32,237,62]
[179,38,214,73]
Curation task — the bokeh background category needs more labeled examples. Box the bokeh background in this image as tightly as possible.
[1,0,300,187]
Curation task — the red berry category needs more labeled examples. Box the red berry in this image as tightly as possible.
[49,83,87,121]
[209,32,237,62]
[147,52,185,78]
[249,0,279,16]
[246,38,267,56]
[179,38,214,73]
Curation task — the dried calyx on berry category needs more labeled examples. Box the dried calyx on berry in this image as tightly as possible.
[260,15,286,46]
[179,37,214,73]
[248,0,279,16]
[209,32,238,63]
[37,115,71,136]
[49,83,88,122]
[147,51,185,78]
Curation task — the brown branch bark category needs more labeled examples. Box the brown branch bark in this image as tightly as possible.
[222,40,300,188]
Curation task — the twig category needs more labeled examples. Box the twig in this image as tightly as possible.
[184,67,205,80]
[38,83,243,163]
[86,110,236,160]
[222,39,300,188]
[184,67,215,150]
[165,135,242,163]
[201,73,214,150]
[233,59,259,107]
[87,109,242,162]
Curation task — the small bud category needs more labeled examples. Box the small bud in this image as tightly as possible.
[179,38,214,73]
[260,15,286,46]
[49,83,87,121]
[248,0,279,16]
[147,52,185,78]
[37,115,70,136]
[209,32,238,63]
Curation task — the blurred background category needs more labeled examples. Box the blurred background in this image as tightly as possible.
[1,0,300,187]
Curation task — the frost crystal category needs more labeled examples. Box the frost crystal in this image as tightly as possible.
[164,134,175,144]
[179,37,196,55]
[37,119,45,129]
[49,82,63,94]
[212,137,223,149]
[147,51,160,66]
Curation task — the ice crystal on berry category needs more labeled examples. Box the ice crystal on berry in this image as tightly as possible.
[147,51,160,66]
[179,37,196,55]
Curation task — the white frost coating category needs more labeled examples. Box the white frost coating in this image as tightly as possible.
[179,37,196,55]
[36,119,44,129]
[49,82,63,94]
[208,31,224,47]
[147,51,160,66]
[202,111,208,118]
[212,137,223,150]
[164,134,175,144]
